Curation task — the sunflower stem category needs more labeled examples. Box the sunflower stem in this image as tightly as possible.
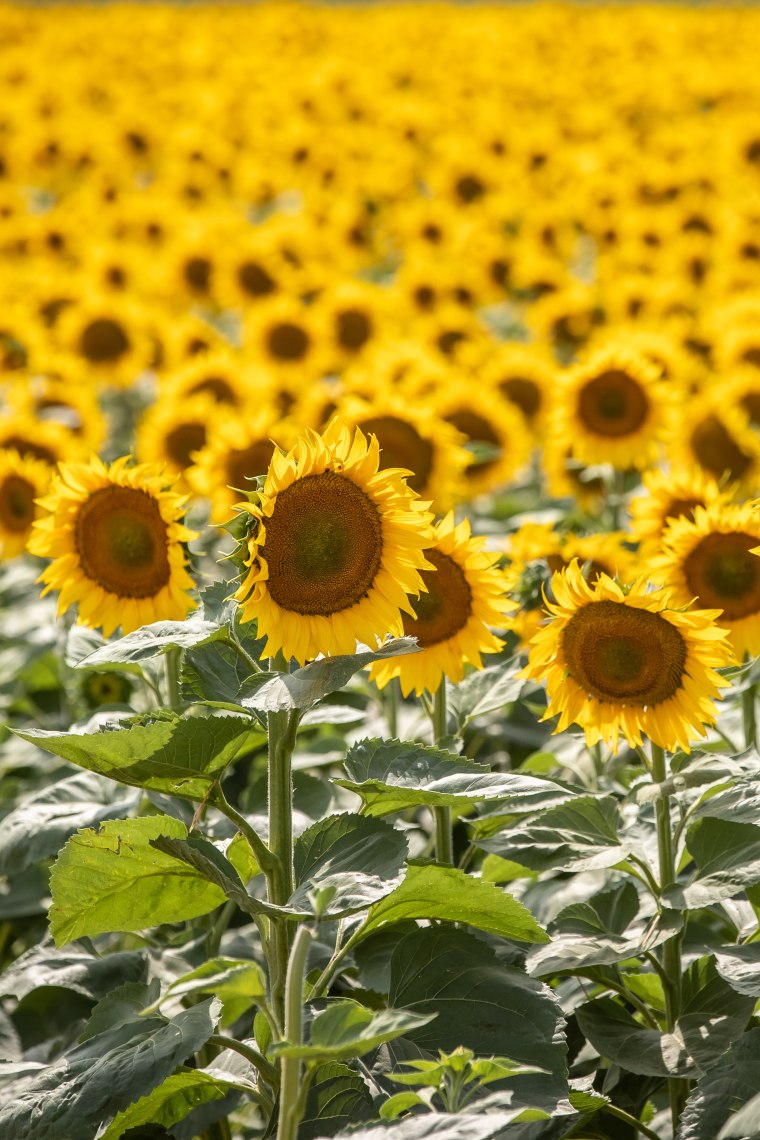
[430,680,454,866]
[165,646,183,712]
[385,677,400,738]
[608,467,625,531]
[743,681,757,750]
[650,740,688,1132]
[267,707,300,1026]
[276,924,314,1140]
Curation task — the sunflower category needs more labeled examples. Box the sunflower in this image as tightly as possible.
[243,297,324,381]
[541,439,608,512]
[8,368,106,453]
[187,407,296,523]
[233,418,434,665]
[158,350,258,410]
[435,385,532,499]
[667,398,760,490]
[56,294,152,388]
[480,344,555,434]
[653,501,760,659]
[521,561,733,753]
[629,466,735,558]
[136,393,218,491]
[335,392,471,513]
[553,348,670,470]
[28,456,197,637]
[0,450,51,559]
[0,411,87,468]
[369,512,511,696]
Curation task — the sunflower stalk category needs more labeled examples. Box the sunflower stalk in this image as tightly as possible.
[742,681,757,750]
[276,924,315,1140]
[650,741,688,1131]
[431,679,454,866]
[165,645,183,712]
[267,706,301,1026]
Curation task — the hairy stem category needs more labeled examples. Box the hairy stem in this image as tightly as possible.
[743,681,757,750]
[430,679,454,865]
[650,741,688,1131]
[165,646,183,712]
[276,925,315,1140]
[267,708,301,1025]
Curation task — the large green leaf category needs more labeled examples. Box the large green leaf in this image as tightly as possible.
[678,1027,760,1140]
[715,944,760,996]
[450,658,525,724]
[17,714,259,800]
[312,1114,535,1140]
[49,817,254,945]
[99,1069,239,1140]
[479,795,629,872]
[291,813,408,917]
[0,996,220,1139]
[693,775,760,826]
[527,881,681,976]
[0,941,146,1001]
[337,738,570,818]
[389,927,567,1108]
[238,638,419,712]
[0,772,139,874]
[300,1062,375,1138]
[76,619,228,667]
[578,958,752,1079]
[359,863,548,943]
[274,1001,436,1061]
[666,818,760,908]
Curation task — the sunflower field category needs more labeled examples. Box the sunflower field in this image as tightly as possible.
[7,3,760,1139]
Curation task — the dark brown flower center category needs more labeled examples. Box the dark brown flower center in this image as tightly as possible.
[79,318,131,364]
[226,440,277,490]
[238,261,276,297]
[444,409,501,475]
[165,423,207,469]
[403,549,472,647]
[577,370,649,437]
[498,376,542,419]
[683,531,760,620]
[0,474,35,532]
[359,415,434,494]
[562,600,687,705]
[264,471,383,615]
[267,321,310,362]
[336,309,372,352]
[74,486,171,598]
[690,414,752,481]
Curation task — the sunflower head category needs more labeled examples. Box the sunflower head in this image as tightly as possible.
[233,418,434,665]
[28,456,197,637]
[555,348,670,470]
[0,449,51,559]
[629,466,736,557]
[654,500,760,660]
[521,560,734,753]
[370,512,513,696]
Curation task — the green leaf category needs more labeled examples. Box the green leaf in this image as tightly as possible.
[578,960,752,1079]
[337,738,570,818]
[238,638,420,712]
[666,818,760,908]
[715,944,760,996]
[76,619,228,667]
[49,817,253,945]
[526,882,680,977]
[98,1069,236,1140]
[291,813,408,917]
[299,1061,375,1138]
[160,957,266,1005]
[389,927,567,1102]
[0,997,220,1140]
[181,640,254,708]
[312,1111,538,1139]
[678,1027,760,1140]
[359,863,548,944]
[17,714,259,800]
[479,795,629,872]
[0,941,146,1001]
[450,658,525,723]
[274,1000,435,1061]
[0,772,139,875]
[0,1009,21,1063]
[720,1091,760,1138]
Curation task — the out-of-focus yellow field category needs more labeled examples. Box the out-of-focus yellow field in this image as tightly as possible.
[3,2,760,537]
